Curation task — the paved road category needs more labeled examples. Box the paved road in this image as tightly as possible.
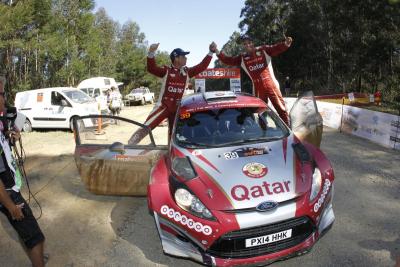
[0,120,399,266]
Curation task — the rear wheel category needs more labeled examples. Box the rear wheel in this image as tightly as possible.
[149,97,154,104]
[22,119,32,132]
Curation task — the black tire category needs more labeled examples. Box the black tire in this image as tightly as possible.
[149,97,154,104]
[22,119,32,132]
[140,98,146,105]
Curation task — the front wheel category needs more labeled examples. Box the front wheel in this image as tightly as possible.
[23,119,32,132]
[140,98,145,105]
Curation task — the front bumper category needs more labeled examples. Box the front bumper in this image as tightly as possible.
[149,186,334,267]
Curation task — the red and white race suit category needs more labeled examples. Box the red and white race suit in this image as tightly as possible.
[129,53,213,144]
[217,42,290,124]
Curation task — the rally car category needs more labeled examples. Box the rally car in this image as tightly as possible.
[73,91,334,266]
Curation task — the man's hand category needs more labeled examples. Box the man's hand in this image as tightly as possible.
[9,130,21,143]
[8,203,24,221]
[209,42,217,53]
[285,37,293,46]
[149,43,159,53]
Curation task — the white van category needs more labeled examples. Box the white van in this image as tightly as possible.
[77,77,123,111]
[15,87,99,132]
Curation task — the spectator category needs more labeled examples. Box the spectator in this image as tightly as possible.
[284,76,291,97]
[0,76,46,267]
[109,86,122,116]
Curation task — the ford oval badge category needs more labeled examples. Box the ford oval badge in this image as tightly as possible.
[256,201,278,212]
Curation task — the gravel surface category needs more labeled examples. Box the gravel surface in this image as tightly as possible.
[0,105,399,267]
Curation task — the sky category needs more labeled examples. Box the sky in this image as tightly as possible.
[94,0,245,66]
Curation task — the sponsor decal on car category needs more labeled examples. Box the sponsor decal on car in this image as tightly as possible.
[223,152,239,159]
[231,181,291,201]
[114,155,135,161]
[234,146,269,158]
[242,162,268,178]
[180,112,191,119]
[313,179,331,212]
[160,205,212,236]
[192,150,202,156]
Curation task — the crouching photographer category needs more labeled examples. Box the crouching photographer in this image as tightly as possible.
[0,76,46,267]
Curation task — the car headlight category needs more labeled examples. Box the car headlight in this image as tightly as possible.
[172,157,197,180]
[310,166,322,201]
[174,188,215,220]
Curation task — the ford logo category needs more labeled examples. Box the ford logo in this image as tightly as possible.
[256,201,278,212]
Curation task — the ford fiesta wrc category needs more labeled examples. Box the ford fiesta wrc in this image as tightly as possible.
[148,91,334,266]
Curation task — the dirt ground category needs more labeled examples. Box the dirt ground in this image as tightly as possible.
[0,105,171,267]
[0,104,399,267]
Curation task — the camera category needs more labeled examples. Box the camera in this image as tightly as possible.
[0,106,17,132]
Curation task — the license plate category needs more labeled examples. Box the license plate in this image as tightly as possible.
[245,229,292,248]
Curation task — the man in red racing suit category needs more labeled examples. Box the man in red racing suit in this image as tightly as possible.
[216,35,293,125]
[129,42,216,144]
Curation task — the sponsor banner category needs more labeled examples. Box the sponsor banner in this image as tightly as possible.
[195,79,205,93]
[316,101,343,129]
[285,98,400,150]
[341,105,400,150]
[348,92,355,102]
[195,68,241,79]
[285,97,400,150]
[230,78,241,92]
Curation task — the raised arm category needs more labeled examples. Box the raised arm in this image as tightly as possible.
[187,41,217,78]
[260,37,293,57]
[216,51,242,66]
[147,43,167,78]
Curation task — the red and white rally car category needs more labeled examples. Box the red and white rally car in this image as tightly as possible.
[73,91,334,266]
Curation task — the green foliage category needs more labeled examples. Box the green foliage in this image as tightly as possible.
[1,0,398,105]
[0,0,170,102]
[219,0,400,102]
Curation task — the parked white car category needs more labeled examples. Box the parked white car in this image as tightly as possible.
[125,87,155,105]
[15,87,99,132]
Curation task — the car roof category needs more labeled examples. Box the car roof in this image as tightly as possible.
[179,91,268,113]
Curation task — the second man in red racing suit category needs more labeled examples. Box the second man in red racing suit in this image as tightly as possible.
[216,35,293,125]
[129,42,217,144]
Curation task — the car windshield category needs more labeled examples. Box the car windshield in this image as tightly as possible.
[175,107,289,148]
[131,88,146,94]
[63,90,93,103]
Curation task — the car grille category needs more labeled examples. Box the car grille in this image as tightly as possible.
[207,216,315,259]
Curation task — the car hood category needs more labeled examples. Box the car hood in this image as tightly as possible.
[172,134,311,211]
